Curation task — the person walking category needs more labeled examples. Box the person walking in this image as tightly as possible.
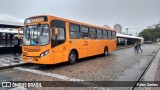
[13,37,19,56]
[13,37,21,63]
[137,41,143,52]
[134,41,139,52]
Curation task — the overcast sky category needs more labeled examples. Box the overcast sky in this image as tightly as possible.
[0,0,160,35]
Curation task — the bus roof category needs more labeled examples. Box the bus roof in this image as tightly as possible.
[26,15,115,31]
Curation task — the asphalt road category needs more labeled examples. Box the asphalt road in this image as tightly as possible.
[0,44,159,90]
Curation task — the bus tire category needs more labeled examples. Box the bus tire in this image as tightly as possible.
[104,47,108,56]
[68,51,77,65]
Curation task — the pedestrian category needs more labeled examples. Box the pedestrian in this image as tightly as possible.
[13,37,19,56]
[137,41,143,52]
[134,41,138,52]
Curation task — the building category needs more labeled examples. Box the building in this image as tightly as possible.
[114,24,122,34]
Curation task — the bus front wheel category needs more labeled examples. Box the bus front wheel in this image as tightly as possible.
[104,47,108,56]
[68,51,77,64]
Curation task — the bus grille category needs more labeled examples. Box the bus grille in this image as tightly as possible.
[23,47,40,52]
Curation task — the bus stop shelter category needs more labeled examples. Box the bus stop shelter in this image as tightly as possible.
[0,14,23,47]
[116,33,144,46]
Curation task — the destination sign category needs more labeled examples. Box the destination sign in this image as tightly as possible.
[24,16,48,24]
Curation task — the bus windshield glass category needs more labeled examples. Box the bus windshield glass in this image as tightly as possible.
[23,24,50,46]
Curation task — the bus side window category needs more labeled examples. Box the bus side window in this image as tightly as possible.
[108,31,111,39]
[69,24,80,39]
[89,27,97,39]
[97,29,103,39]
[103,30,108,39]
[112,31,116,39]
[81,26,89,39]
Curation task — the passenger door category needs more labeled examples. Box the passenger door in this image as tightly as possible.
[52,28,65,63]
[50,20,66,63]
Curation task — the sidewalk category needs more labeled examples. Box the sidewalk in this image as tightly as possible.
[0,54,26,70]
[135,46,160,90]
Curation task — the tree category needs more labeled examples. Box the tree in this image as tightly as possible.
[138,22,160,42]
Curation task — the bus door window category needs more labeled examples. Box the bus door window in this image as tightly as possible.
[51,27,66,47]
[57,28,65,40]
[52,28,65,40]
[51,20,66,48]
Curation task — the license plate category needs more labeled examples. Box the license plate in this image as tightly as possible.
[28,57,32,61]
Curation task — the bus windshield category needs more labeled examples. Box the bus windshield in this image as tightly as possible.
[23,24,50,46]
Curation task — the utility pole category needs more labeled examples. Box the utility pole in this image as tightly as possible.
[126,28,128,35]
[125,28,143,36]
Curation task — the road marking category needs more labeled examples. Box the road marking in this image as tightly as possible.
[14,67,84,81]
[9,87,27,90]
[14,67,99,87]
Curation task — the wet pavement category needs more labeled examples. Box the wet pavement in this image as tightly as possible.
[0,44,159,90]
[0,54,25,69]
[135,45,160,90]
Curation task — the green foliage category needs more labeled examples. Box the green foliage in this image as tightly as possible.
[138,22,160,41]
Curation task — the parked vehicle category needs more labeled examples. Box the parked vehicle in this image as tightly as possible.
[144,41,152,44]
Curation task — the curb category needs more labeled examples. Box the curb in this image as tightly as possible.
[0,63,27,70]
[138,47,160,81]
[132,47,160,90]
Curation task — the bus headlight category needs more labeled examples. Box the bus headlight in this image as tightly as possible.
[40,53,45,58]
[45,51,49,55]
[40,50,49,58]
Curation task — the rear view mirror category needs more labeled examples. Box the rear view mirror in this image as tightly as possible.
[54,28,59,35]
[51,27,58,40]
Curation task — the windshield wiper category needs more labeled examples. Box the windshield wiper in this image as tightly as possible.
[32,23,41,43]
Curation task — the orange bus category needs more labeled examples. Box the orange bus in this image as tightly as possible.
[22,15,117,64]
